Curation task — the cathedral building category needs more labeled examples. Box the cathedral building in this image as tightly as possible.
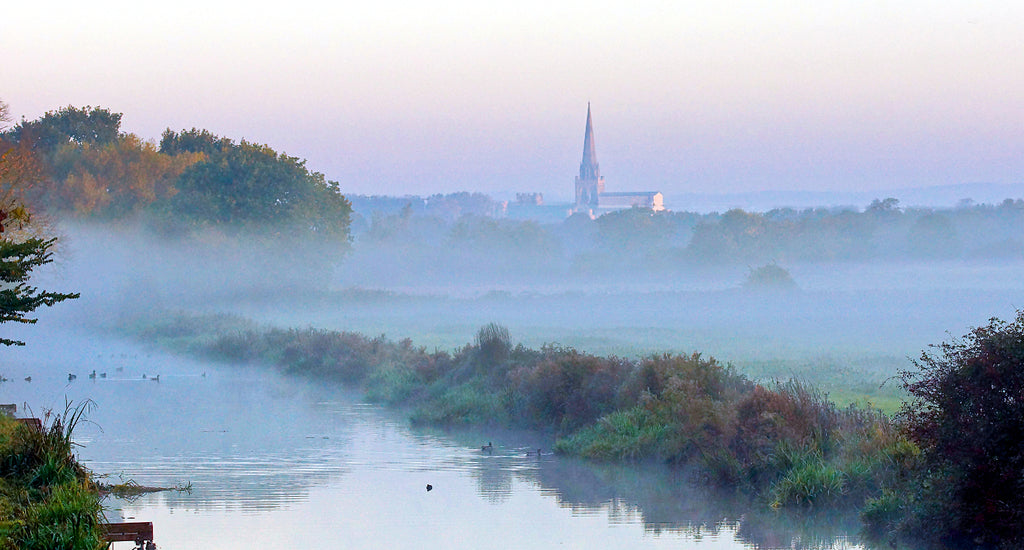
[573,104,664,213]
[574,103,605,207]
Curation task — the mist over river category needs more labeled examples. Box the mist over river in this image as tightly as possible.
[0,324,865,549]
[6,222,1020,549]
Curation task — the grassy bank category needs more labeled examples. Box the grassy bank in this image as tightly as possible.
[136,313,916,517]
[0,403,106,550]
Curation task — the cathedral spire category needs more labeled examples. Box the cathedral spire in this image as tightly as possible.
[579,102,600,181]
[574,103,604,208]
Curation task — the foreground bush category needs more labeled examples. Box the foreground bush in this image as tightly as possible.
[868,312,1024,549]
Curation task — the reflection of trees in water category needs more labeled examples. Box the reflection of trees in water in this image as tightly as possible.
[523,457,865,550]
[442,426,865,548]
[472,459,513,504]
[461,448,526,504]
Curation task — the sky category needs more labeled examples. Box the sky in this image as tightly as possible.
[4,1,1024,202]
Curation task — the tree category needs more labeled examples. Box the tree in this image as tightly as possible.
[594,207,679,249]
[906,211,960,258]
[742,263,796,290]
[152,130,352,290]
[866,197,901,215]
[48,134,202,217]
[687,209,774,262]
[3,105,121,152]
[0,100,79,346]
[896,311,1024,548]
[0,238,79,346]
[158,132,351,240]
[158,127,231,156]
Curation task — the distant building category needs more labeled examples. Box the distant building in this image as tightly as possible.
[574,104,605,207]
[573,104,665,214]
[598,191,664,211]
[515,193,544,206]
[506,191,573,222]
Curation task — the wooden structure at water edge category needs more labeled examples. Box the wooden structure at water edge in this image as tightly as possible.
[100,521,155,547]
[1,404,43,431]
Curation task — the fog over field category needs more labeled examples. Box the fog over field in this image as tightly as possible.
[18,206,1021,412]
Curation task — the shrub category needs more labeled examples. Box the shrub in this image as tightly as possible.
[730,381,836,471]
[509,350,632,432]
[891,311,1024,548]
[742,263,797,290]
[475,323,511,365]
[860,490,906,547]
[363,363,420,404]
[410,385,506,425]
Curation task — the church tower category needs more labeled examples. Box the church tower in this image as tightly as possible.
[574,103,605,207]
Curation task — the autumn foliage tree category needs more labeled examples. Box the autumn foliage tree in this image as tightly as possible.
[0,100,78,345]
[48,134,202,217]
[2,105,202,217]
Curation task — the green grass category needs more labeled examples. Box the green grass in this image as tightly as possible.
[554,407,669,461]
[769,461,847,508]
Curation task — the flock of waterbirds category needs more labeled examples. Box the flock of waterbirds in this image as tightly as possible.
[66,370,163,382]
[0,353,206,385]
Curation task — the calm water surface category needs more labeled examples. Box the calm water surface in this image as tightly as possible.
[0,327,864,550]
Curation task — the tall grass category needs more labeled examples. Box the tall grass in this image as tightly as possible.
[0,400,106,550]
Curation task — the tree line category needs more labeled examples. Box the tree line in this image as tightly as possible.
[0,104,352,243]
[341,195,1024,288]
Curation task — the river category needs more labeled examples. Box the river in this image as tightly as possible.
[0,325,864,550]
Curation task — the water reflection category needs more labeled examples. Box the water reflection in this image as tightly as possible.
[453,439,866,549]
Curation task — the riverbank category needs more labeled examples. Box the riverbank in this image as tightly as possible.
[133,313,916,518]
[0,403,105,550]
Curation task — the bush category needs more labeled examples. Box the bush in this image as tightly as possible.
[410,385,506,425]
[147,313,910,523]
[769,461,846,508]
[891,311,1024,548]
[475,323,511,365]
[742,263,796,290]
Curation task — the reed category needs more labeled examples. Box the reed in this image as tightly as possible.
[0,401,106,550]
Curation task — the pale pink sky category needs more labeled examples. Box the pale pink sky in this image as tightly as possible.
[4,1,1023,201]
